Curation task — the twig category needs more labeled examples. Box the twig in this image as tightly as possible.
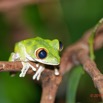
[0,61,62,103]
[76,50,103,100]
[0,23,103,102]
[40,70,62,103]
[0,61,34,74]
[0,0,57,12]
[60,24,103,100]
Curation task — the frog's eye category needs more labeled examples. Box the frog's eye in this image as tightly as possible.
[59,41,63,51]
[36,48,47,59]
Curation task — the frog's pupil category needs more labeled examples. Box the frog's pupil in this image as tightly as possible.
[38,50,47,59]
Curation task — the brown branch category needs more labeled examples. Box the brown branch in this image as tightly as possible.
[40,70,62,103]
[0,61,34,74]
[0,23,103,103]
[0,61,62,103]
[76,50,103,99]
[60,24,103,74]
[60,24,103,100]
[0,0,57,12]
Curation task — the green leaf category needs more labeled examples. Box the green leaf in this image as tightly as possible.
[66,66,84,103]
[89,18,103,60]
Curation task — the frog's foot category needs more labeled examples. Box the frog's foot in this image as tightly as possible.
[33,65,45,80]
[19,62,36,77]
[54,68,59,75]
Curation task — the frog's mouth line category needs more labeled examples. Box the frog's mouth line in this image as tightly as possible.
[34,58,60,66]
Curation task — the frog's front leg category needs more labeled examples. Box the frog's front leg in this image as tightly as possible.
[19,62,36,77]
[20,62,44,80]
[32,66,59,80]
[33,64,45,80]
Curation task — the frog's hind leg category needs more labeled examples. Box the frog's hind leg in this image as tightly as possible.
[9,52,20,76]
[9,52,20,61]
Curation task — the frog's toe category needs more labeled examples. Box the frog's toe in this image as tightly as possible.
[28,63,36,71]
[54,68,59,75]
[19,71,26,77]
[19,73,24,77]
[33,65,45,80]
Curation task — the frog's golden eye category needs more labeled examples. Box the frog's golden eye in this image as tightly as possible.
[59,41,63,51]
[36,48,47,59]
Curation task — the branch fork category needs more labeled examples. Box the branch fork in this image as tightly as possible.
[0,24,103,103]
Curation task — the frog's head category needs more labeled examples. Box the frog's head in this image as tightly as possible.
[32,37,63,65]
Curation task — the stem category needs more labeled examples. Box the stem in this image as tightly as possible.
[66,66,84,103]
[89,18,103,60]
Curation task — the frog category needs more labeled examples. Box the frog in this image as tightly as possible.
[9,37,63,80]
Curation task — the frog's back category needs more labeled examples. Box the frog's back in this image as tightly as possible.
[14,37,48,53]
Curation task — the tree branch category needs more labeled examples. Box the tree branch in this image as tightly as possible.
[0,61,62,103]
[76,50,103,100]
[0,0,58,12]
[60,24,103,100]
[40,70,62,103]
[0,24,103,103]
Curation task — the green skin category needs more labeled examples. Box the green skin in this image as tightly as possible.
[9,37,61,80]
[9,37,60,65]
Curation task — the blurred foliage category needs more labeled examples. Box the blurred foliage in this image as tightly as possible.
[66,66,84,103]
[0,0,103,103]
